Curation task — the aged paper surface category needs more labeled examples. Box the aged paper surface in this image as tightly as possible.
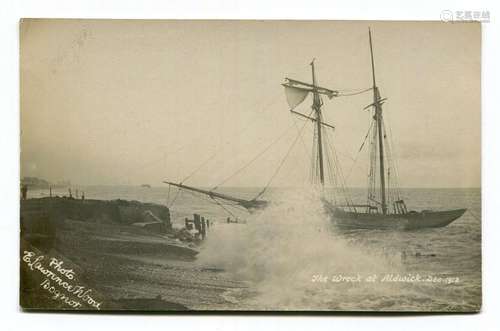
[20,19,481,311]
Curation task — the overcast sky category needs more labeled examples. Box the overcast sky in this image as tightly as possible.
[20,19,480,188]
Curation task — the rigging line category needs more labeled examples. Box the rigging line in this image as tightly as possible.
[182,187,222,207]
[382,122,395,204]
[180,151,218,184]
[181,188,247,217]
[126,94,281,180]
[177,95,283,185]
[239,94,282,134]
[219,197,248,210]
[232,205,249,212]
[292,115,314,161]
[337,87,373,97]
[381,119,400,200]
[371,118,379,204]
[346,121,374,181]
[358,121,375,153]
[323,134,339,204]
[311,123,318,184]
[335,151,356,162]
[327,139,345,205]
[211,119,301,191]
[320,126,355,207]
[321,130,336,193]
[254,108,313,200]
[167,187,182,209]
[180,187,243,216]
[325,133,339,187]
[367,116,378,207]
[325,130,354,208]
[383,117,403,199]
[467,209,481,222]
[211,196,238,218]
[166,184,171,205]
[290,118,314,186]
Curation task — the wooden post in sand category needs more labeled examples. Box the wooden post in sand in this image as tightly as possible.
[21,185,28,200]
[200,216,206,240]
[193,214,201,232]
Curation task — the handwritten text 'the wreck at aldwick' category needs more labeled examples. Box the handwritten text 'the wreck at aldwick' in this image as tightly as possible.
[311,273,460,284]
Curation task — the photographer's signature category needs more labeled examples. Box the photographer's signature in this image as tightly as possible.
[23,251,102,309]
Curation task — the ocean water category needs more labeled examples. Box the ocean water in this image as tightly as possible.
[31,186,481,311]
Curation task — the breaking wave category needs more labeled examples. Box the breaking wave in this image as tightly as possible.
[197,187,404,310]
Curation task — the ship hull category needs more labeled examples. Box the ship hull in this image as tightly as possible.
[324,203,466,230]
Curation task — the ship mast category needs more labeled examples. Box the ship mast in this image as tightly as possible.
[311,60,325,185]
[369,28,387,214]
[282,62,338,189]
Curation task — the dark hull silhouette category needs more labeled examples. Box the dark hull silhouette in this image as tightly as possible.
[324,202,466,230]
[163,181,465,230]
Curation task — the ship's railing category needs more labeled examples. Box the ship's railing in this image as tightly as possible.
[393,200,408,215]
[336,204,377,214]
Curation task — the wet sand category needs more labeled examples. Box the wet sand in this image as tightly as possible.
[20,198,244,311]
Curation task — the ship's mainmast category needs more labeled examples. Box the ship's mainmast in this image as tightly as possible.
[369,28,387,215]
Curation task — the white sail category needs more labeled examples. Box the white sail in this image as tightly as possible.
[283,84,310,109]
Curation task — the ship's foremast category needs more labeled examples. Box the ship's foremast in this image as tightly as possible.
[310,60,325,186]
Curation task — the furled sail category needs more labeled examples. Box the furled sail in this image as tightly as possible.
[283,84,310,109]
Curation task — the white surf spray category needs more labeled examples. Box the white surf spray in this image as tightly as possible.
[197,187,405,310]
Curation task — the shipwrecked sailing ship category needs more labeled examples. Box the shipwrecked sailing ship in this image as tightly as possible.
[165,29,466,230]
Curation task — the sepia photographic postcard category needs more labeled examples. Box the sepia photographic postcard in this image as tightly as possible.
[20,19,481,312]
